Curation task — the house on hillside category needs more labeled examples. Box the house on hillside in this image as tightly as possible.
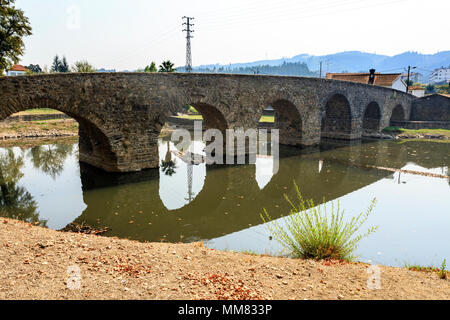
[429,67,450,84]
[408,86,425,98]
[6,64,29,76]
[401,72,422,84]
[325,71,407,92]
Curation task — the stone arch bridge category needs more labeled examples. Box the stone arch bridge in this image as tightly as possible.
[0,73,414,172]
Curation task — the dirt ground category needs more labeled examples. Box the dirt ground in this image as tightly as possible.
[1,218,449,300]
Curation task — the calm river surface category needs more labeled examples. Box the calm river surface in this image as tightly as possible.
[0,137,449,267]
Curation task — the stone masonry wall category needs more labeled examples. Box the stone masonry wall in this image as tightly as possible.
[410,94,450,121]
[0,73,414,172]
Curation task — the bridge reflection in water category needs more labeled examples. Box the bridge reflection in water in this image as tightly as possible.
[0,137,449,266]
[74,137,449,245]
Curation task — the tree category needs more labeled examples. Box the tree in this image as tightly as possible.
[25,64,42,73]
[51,55,70,73]
[0,0,32,74]
[158,60,176,72]
[426,84,435,94]
[405,79,413,86]
[60,56,69,72]
[72,60,96,73]
[144,62,157,73]
[28,143,73,179]
[0,148,45,226]
[51,55,61,73]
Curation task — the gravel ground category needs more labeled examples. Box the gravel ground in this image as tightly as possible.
[1,217,449,300]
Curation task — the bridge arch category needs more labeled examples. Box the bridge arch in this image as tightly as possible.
[270,99,303,146]
[0,96,119,172]
[321,93,353,141]
[362,101,382,136]
[190,102,228,132]
[389,104,406,126]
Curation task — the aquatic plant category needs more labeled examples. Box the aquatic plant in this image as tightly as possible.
[261,182,377,261]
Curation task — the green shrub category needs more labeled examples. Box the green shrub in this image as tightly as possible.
[261,182,377,261]
[439,259,447,279]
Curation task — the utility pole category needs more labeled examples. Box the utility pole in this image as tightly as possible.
[319,61,323,78]
[406,65,417,93]
[182,16,194,73]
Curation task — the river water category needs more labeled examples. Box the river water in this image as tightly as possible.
[0,137,449,267]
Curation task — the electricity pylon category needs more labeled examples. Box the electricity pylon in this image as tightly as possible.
[182,16,194,73]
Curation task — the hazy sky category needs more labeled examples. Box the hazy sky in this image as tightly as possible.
[15,0,450,71]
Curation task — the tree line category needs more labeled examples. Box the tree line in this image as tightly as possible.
[184,61,319,77]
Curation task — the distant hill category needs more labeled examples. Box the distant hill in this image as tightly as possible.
[186,51,450,83]
[182,61,318,77]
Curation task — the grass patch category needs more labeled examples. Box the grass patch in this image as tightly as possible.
[15,108,63,115]
[382,126,450,138]
[405,259,448,279]
[187,106,198,113]
[261,182,377,261]
[241,250,259,256]
[1,119,78,135]
[176,114,203,120]
[259,115,275,123]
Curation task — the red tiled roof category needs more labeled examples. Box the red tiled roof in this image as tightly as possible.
[325,72,402,87]
[9,64,28,72]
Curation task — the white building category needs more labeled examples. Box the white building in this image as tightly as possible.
[6,64,28,76]
[401,72,422,83]
[429,67,450,84]
[407,86,425,98]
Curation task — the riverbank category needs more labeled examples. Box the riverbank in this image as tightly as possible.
[383,127,450,141]
[0,118,78,140]
[1,217,449,300]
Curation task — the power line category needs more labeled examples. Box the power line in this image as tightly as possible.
[416,67,435,73]
[376,67,407,73]
[182,16,194,73]
[202,0,407,33]
[202,0,371,26]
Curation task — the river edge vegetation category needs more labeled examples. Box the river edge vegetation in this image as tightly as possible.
[383,126,450,141]
[261,182,378,261]
[404,259,448,280]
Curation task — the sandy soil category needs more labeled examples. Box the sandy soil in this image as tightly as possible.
[1,218,449,300]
